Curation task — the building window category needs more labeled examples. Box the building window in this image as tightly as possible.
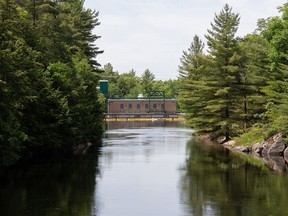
[153,104,157,109]
[137,104,141,109]
[120,104,124,109]
[161,104,165,109]
[128,104,132,109]
[145,104,149,109]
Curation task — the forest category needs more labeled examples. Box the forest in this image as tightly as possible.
[178,3,288,143]
[2,0,288,166]
[0,0,103,166]
[100,63,178,99]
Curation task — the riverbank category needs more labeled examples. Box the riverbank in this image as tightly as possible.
[197,133,288,173]
[223,133,288,173]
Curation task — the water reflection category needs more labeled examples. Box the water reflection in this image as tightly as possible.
[2,121,288,216]
[0,146,100,216]
[180,138,288,216]
[105,120,183,130]
[96,121,192,216]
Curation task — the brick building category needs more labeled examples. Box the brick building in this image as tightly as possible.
[107,99,177,114]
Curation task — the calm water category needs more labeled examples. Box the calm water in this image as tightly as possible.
[1,121,288,216]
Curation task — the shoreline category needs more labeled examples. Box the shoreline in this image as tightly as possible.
[198,133,288,173]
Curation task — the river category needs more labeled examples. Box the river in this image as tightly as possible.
[1,121,288,216]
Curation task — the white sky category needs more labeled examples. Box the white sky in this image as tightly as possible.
[84,0,287,80]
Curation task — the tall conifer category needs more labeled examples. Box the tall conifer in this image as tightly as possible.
[204,4,241,138]
[178,35,212,131]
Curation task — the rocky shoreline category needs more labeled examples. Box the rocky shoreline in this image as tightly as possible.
[222,133,288,173]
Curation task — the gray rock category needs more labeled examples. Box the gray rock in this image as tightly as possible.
[256,146,264,155]
[242,146,251,153]
[252,142,264,156]
[252,142,261,152]
[268,139,286,156]
[284,148,288,163]
[269,155,286,173]
[262,144,269,158]
[217,136,227,144]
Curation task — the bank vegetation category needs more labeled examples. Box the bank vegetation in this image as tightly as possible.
[178,3,288,151]
[0,0,103,166]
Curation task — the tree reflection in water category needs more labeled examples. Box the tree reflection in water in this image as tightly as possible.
[0,145,101,216]
[180,138,288,216]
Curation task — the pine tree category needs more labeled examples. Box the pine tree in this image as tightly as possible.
[261,2,288,134]
[178,35,204,78]
[141,69,155,96]
[0,0,104,166]
[263,62,288,133]
[178,35,213,131]
[204,4,241,138]
[238,34,271,128]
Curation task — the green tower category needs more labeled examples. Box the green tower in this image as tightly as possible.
[99,80,108,96]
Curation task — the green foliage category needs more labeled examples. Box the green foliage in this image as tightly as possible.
[178,4,286,140]
[179,35,204,79]
[141,69,155,97]
[101,63,178,99]
[178,1,288,143]
[204,4,242,137]
[0,0,38,165]
[153,79,179,99]
[261,3,288,136]
[116,70,141,98]
[234,126,266,146]
[178,5,246,138]
[0,0,103,166]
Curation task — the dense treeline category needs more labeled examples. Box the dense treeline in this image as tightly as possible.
[0,0,103,166]
[3,1,287,166]
[101,63,178,99]
[178,3,288,142]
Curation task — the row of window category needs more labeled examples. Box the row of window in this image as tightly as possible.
[120,104,165,109]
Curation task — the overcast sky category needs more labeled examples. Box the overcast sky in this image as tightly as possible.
[84,0,287,80]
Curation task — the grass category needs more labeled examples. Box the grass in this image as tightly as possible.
[234,126,266,146]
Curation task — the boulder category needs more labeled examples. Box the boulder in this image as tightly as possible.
[268,139,286,156]
[235,146,246,152]
[216,135,227,144]
[261,144,269,158]
[251,142,264,158]
[269,155,286,173]
[242,146,252,153]
[220,132,288,173]
[284,148,288,163]
[252,142,264,155]
[222,140,236,151]
[259,133,285,158]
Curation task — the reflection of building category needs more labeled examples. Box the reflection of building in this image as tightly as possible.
[105,120,182,130]
[108,99,177,114]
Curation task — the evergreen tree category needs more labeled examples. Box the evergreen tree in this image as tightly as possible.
[204,4,242,138]
[238,34,271,128]
[0,0,51,165]
[178,35,204,78]
[102,63,119,82]
[0,0,104,166]
[261,2,288,134]
[141,69,155,96]
[179,5,243,138]
[178,35,212,131]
